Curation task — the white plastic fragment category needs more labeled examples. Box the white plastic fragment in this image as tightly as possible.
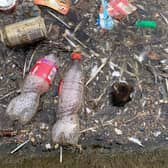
[114,128,123,135]
[112,71,121,77]
[85,107,92,114]
[128,137,144,147]
[45,143,52,150]
[153,131,161,137]
[164,48,168,53]
[136,4,145,11]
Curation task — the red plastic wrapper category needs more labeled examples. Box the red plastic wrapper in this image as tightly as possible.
[108,0,137,19]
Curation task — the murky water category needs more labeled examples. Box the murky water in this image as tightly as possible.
[0,148,168,168]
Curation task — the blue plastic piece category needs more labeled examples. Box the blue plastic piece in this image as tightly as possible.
[99,0,114,30]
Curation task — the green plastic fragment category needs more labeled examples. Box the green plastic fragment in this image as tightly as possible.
[135,20,157,28]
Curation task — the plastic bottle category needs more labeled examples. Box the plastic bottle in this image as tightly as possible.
[0,0,17,13]
[6,54,59,124]
[52,52,84,146]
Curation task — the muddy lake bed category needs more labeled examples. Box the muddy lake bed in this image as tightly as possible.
[0,0,168,167]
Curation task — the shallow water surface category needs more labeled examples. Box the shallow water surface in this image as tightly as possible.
[0,148,168,168]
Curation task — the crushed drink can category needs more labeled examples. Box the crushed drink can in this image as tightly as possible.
[0,0,17,13]
[0,16,47,47]
[34,0,70,15]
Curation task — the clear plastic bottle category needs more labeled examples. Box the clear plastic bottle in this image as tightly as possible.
[6,54,59,124]
[52,52,84,146]
[0,0,17,13]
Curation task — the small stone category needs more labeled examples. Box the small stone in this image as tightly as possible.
[12,64,16,68]
[45,143,52,150]
[54,144,59,149]
[0,75,3,80]
[30,137,35,143]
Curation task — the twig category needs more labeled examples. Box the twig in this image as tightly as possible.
[64,29,100,57]
[10,139,30,154]
[0,89,20,101]
[47,23,53,34]
[64,35,78,48]
[63,33,90,57]
[27,46,38,72]
[124,112,146,124]
[110,61,135,77]
[85,58,108,86]
[160,13,168,24]
[23,57,27,78]
[156,108,161,120]
[80,119,114,133]
[60,146,63,163]
[74,22,82,33]
[48,10,71,29]
[92,88,107,106]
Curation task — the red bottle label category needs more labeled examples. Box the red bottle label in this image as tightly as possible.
[30,58,58,85]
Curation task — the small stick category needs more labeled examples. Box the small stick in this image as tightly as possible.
[92,88,107,106]
[73,22,82,33]
[80,119,114,133]
[64,35,78,48]
[66,29,88,49]
[10,139,30,154]
[65,29,100,57]
[63,34,90,57]
[0,90,20,101]
[85,58,108,86]
[60,146,63,163]
[27,46,38,72]
[160,13,168,24]
[47,23,53,34]
[165,78,168,94]
[47,10,71,29]
[23,57,27,78]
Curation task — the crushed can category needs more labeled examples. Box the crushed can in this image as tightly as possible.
[34,0,70,15]
[0,0,17,13]
[108,0,137,20]
[0,16,47,47]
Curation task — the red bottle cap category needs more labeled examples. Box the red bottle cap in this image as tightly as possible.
[71,52,81,60]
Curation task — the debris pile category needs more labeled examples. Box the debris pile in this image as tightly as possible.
[0,0,167,156]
